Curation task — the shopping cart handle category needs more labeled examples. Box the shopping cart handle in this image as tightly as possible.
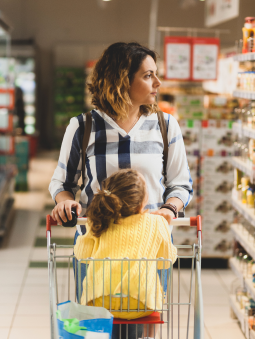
[46,214,202,237]
[170,215,202,238]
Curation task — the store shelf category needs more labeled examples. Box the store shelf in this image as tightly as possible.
[232,123,255,139]
[233,90,255,100]
[233,53,255,62]
[229,258,255,301]
[229,294,245,333]
[232,122,242,136]
[231,224,255,260]
[231,157,255,182]
[231,196,255,228]
[243,125,255,139]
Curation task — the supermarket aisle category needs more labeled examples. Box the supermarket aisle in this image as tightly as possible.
[0,152,245,339]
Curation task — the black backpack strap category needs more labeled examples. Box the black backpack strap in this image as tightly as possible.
[80,112,92,191]
[157,111,168,181]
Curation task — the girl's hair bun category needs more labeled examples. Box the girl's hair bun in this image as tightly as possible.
[86,169,146,237]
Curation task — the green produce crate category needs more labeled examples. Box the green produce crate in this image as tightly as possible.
[15,170,28,191]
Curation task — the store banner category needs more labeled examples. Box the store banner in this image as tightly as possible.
[192,38,219,81]
[205,0,239,27]
[164,37,192,80]
[164,37,219,81]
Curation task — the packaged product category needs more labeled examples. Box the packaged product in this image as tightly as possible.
[242,17,255,53]
[247,188,255,207]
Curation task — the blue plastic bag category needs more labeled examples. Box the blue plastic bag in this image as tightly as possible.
[57,301,113,338]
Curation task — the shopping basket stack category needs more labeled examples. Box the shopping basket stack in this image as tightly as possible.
[46,215,204,339]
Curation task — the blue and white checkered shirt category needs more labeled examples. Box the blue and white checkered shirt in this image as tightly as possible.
[49,109,193,234]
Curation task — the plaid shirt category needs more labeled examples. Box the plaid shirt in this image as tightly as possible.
[49,109,193,234]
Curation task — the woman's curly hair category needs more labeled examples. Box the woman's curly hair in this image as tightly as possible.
[86,169,146,237]
[88,42,160,120]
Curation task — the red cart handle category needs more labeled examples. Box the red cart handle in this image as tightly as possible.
[190,215,202,238]
[46,215,58,237]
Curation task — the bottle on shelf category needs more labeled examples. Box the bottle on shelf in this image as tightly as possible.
[243,17,255,53]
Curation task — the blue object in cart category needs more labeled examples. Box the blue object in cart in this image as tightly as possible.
[57,300,113,338]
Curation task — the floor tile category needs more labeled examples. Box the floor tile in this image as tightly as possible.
[0,329,10,339]
[204,315,239,328]
[12,315,50,328]
[207,322,244,339]
[15,302,50,316]
[0,315,13,327]
[9,327,50,339]
[0,303,17,316]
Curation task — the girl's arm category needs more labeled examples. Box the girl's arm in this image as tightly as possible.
[74,233,95,260]
[156,217,177,269]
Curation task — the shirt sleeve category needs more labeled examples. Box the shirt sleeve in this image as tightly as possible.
[156,216,177,269]
[163,113,193,209]
[48,114,85,201]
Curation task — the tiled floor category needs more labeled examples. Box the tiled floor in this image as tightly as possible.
[0,151,245,339]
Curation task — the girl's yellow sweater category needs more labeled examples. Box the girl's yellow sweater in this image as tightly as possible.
[74,213,177,311]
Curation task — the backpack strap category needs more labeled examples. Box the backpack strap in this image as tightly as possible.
[157,111,168,181]
[81,112,92,191]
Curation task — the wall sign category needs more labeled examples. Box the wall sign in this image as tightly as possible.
[164,37,219,81]
[205,0,239,27]
[192,38,219,81]
[164,37,192,80]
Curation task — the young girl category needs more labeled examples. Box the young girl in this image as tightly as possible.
[74,169,177,338]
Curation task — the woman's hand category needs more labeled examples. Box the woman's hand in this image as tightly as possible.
[51,200,82,225]
[151,208,175,225]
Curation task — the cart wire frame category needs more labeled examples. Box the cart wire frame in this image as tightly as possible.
[46,216,204,339]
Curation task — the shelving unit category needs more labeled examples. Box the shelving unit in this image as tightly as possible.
[229,257,255,301]
[233,90,255,100]
[233,52,255,62]
[230,52,255,338]
[229,294,245,333]
[0,17,16,238]
[231,196,255,227]
[232,122,255,140]
[231,157,255,183]
[231,224,255,263]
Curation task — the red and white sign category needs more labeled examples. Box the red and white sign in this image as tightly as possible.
[164,37,219,81]
[192,38,219,81]
[0,89,15,110]
[164,37,192,81]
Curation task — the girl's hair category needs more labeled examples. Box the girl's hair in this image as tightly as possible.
[88,42,160,120]
[86,169,146,237]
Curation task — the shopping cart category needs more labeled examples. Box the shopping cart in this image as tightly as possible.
[46,215,203,339]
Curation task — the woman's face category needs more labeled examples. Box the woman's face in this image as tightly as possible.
[129,55,161,107]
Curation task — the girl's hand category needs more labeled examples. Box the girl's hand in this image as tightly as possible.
[151,208,175,225]
[51,200,82,225]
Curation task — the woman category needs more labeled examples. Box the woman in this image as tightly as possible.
[49,42,192,225]
[49,42,193,338]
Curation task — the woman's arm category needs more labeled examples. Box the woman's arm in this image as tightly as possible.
[163,114,193,209]
[151,197,183,224]
[49,114,86,223]
[152,114,191,223]
[52,191,81,225]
